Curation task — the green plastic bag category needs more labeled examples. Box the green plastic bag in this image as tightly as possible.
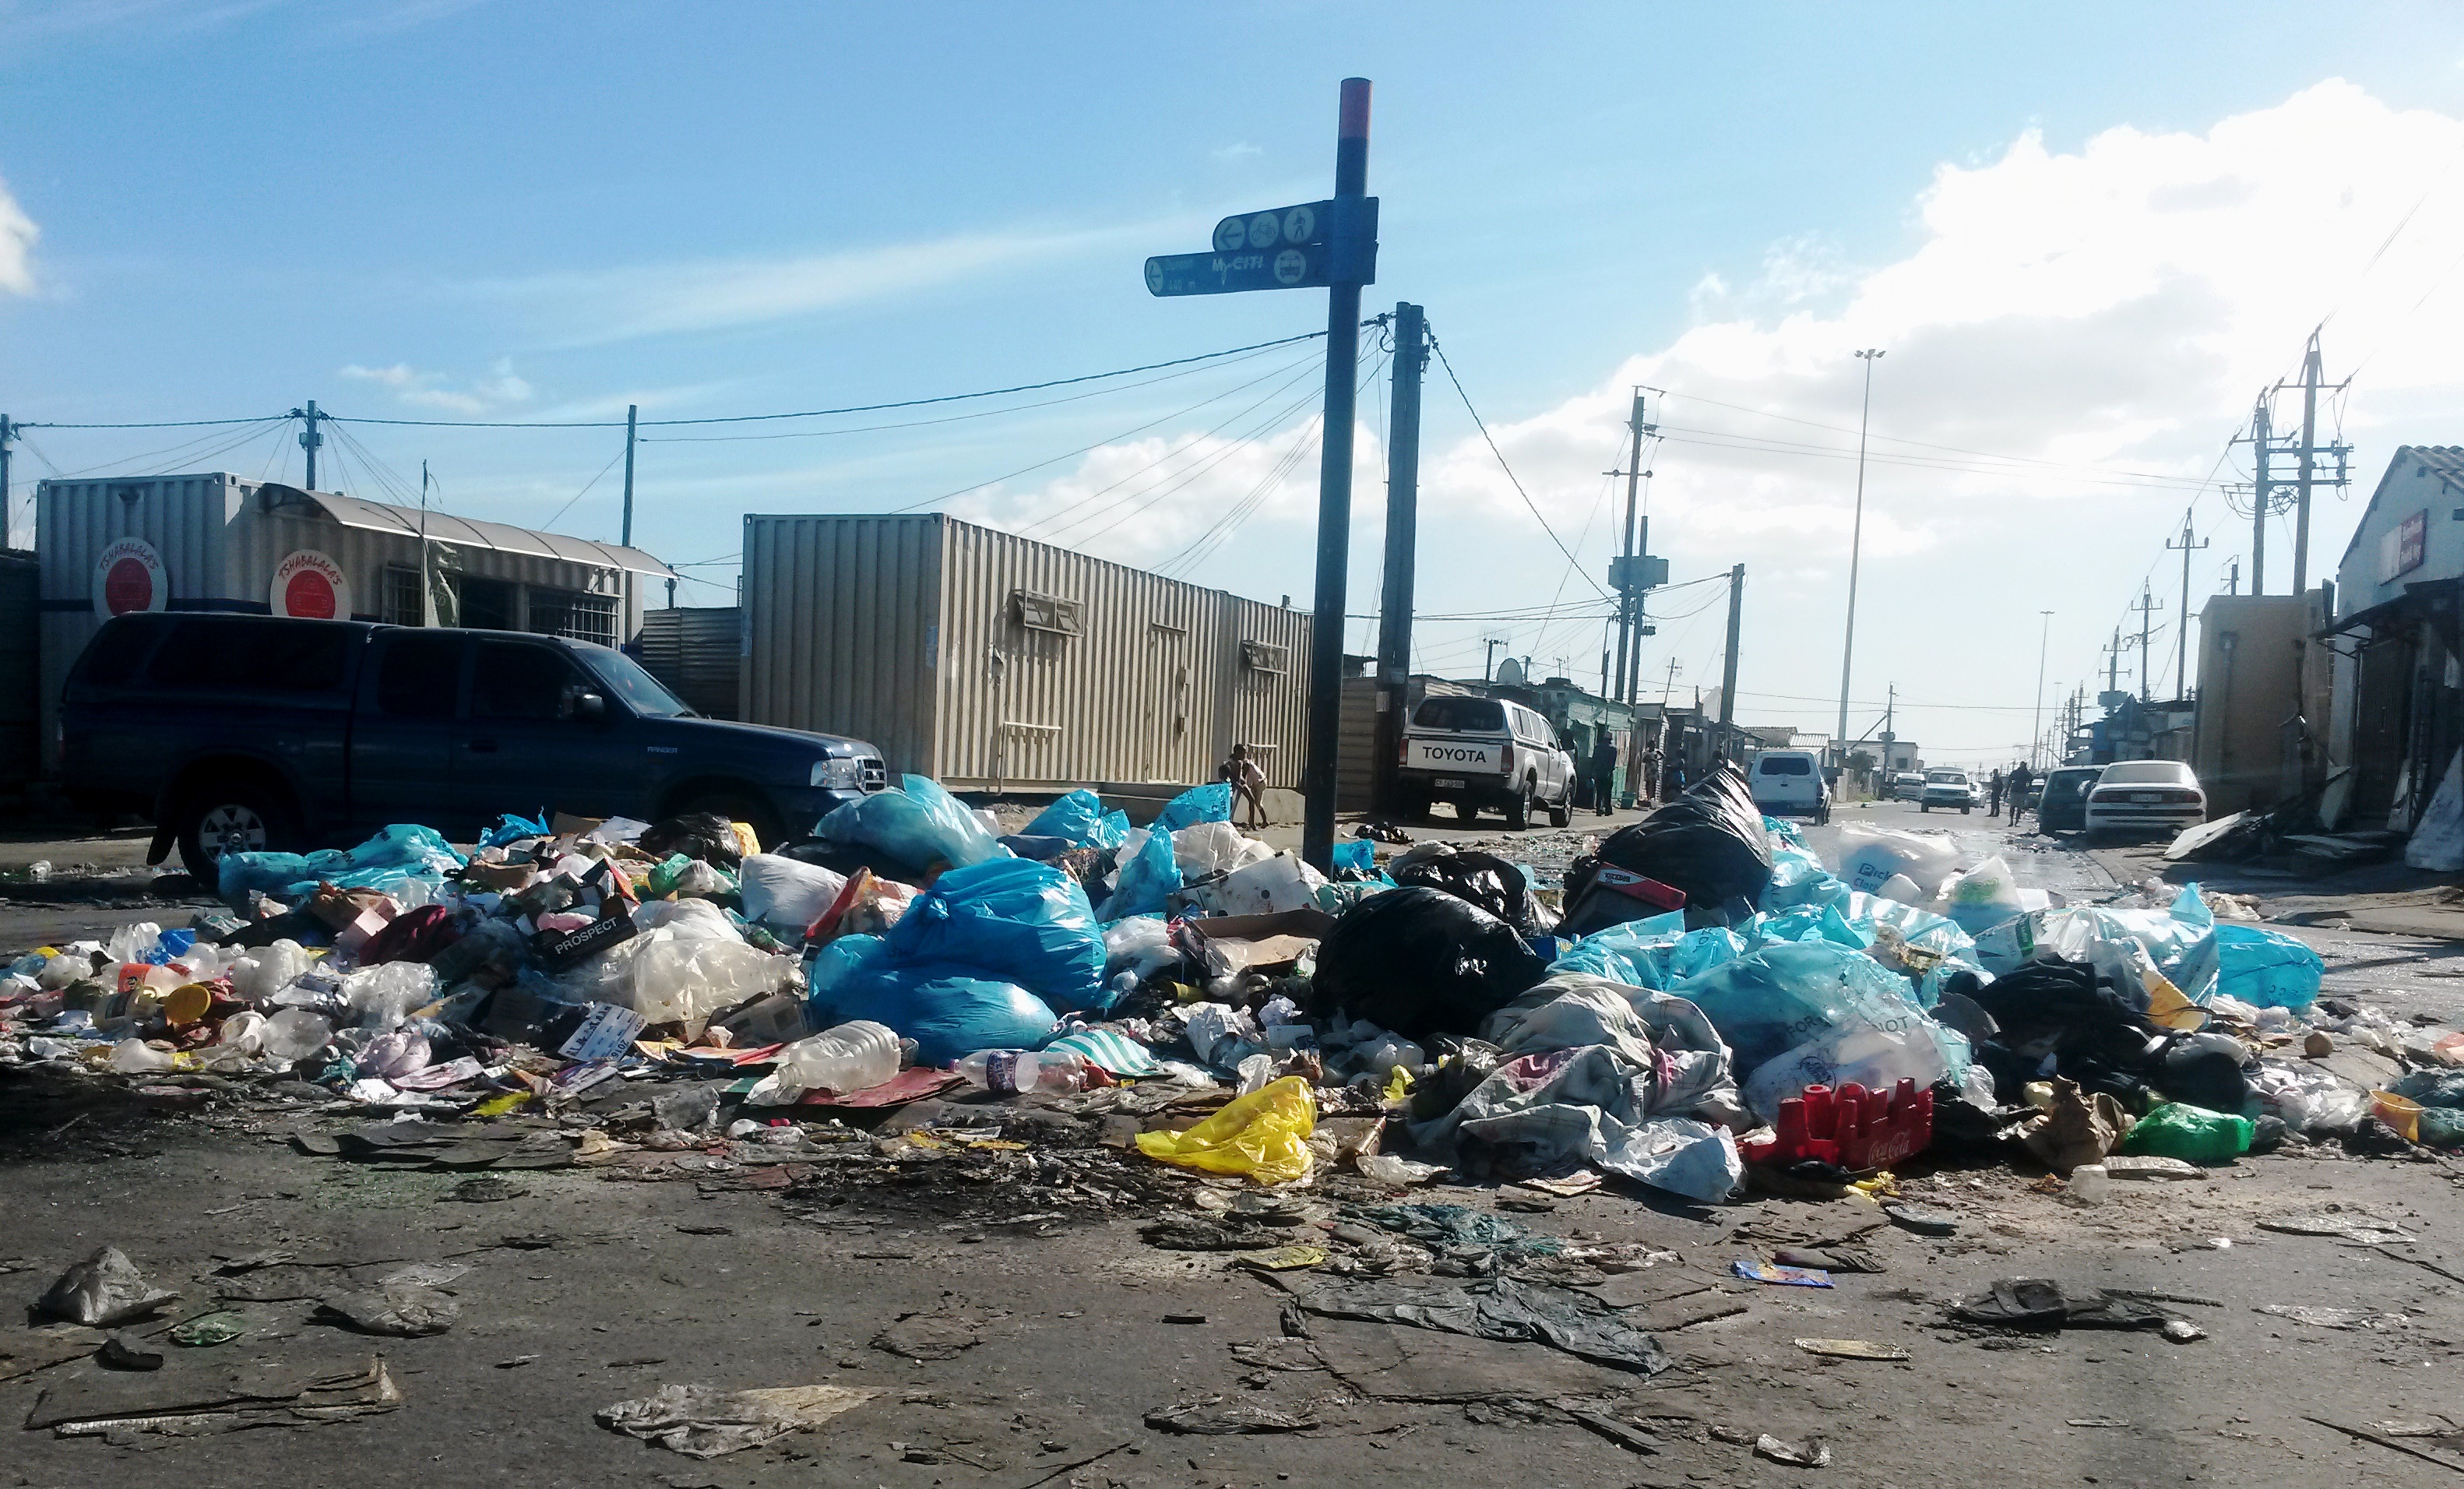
[2120,1102,2254,1164]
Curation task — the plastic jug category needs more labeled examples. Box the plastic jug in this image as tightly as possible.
[776,1020,902,1097]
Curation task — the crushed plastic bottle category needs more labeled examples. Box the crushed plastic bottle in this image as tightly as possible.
[259,1009,334,1064]
[107,1039,175,1074]
[775,1020,902,1098]
[956,1048,1094,1094]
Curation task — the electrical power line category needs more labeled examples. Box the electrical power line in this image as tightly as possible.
[1427,330,1613,600]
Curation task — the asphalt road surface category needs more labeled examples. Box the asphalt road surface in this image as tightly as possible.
[5,807,2464,1487]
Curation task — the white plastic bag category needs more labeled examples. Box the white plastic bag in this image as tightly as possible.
[1940,854,2024,935]
[737,854,849,935]
[1182,853,1325,915]
[1173,822,1273,879]
[1739,1021,1956,1125]
[341,961,438,1030]
[1828,825,1961,896]
[628,937,794,1036]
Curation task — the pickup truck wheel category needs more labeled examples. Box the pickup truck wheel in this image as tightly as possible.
[1505,783,1532,831]
[674,791,783,854]
[1920,802,1931,812]
[177,783,301,885]
[1961,805,1972,815]
[1547,795,1572,829]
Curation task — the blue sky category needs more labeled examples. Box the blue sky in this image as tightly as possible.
[7,2,2464,760]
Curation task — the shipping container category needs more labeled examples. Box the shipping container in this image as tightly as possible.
[36,473,674,769]
[742,512,1312,790]
[637,606,743,720]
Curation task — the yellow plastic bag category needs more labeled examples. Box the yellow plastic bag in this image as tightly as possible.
[1135,1075,1318,1185]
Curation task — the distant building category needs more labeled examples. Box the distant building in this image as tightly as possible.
[2319,445,2464,829]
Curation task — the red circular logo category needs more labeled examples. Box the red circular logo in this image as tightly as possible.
[104,556,156,616]
[283,569,337,620]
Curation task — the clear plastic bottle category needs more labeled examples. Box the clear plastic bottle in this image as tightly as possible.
[261,1009,334,1064]
[956,1048,1093,1094]
[776,1020,902,1097]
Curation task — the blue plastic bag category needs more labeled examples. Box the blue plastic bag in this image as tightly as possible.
[885,857,1108,1014]
[1760,842,1852,914]
[816,773,1008,872]
[1551,910,1690,987]
[220,823,466,906]
[814,959,1059,1065]
[479,811,551,848]
[1023,789,1107,846]
[1332,840,1375,875]
[1155,781,1233,832]
[1674,941,1969,1095]
[1089,810,1132,851]
[2215,923,2324,1012]
[1105,827,1183,921]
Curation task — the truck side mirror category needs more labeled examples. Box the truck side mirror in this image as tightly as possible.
[564,688,607,722]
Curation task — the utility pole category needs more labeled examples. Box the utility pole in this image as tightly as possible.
[295,400,324,490]
[2032,610,2053,770]
[2166,516,2209,699]
[1716,563,1744,760]
[2227,557,2240,596]
[418,459,435,627]
[621,403,639,549]
[2245,394,2271,597]
[1483,635,1506,683]
[1880,683,1896,774]
[1836,348,1885,767]
[0,414,14,549]
[2105,628,2123,699]
[2133,586,2163,705]
[1299,76,1375,875]
[1610,391,1647,702]
[2279,331,2350,594]
[1372,304,1426,814]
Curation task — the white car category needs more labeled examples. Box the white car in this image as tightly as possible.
[1919,769,1975,814]
[1750,748,1831,822]
[2083,759,2207,839]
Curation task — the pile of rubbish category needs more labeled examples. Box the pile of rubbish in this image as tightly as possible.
[0,760,2436,1212]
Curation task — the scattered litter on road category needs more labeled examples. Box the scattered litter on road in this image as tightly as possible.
[1755,1432,1832,1467]
[1793,1337,1909,1360]
[597,1382,878,1458]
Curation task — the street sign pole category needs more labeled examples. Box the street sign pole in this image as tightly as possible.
[1301,77,1373,874]
[1143,79,1378,871]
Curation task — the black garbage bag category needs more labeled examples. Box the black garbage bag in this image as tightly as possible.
[1390,850,1558,935]
[1562,764,1770,931]
[639,811,745,868]
[1948,959,2249,1115]
[1311,886,1549,1039]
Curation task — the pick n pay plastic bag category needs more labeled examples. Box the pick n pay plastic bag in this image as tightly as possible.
[1135,1074,1316,1184]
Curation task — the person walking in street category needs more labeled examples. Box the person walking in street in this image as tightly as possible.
[2009,761,2035,829]
[1589,733,1619,817]
[1987,768,2005,817]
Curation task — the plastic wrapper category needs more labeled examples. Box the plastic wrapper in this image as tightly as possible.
[816,775,1008,873]
[737,854,849,936]
[884,857,1108,1014]
[1106,826,1183,921]
[1562,764,1772,929]
[1312,885,1550,1039]
[341,961,438,1030]
[219,824,465,906]
[1135,1074,1316,1184]
[1155,781,1234,833]
[478,811,551,848]
[627,933,792,1036]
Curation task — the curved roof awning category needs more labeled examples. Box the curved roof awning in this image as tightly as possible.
[257,484,678,579]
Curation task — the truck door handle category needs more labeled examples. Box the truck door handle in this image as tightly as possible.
[466,738,498,753]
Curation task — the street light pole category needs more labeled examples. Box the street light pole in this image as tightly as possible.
[1835,349,1884,769]
[2032,610,2054,769]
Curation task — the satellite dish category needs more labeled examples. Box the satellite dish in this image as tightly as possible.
[1494,657,1526,685]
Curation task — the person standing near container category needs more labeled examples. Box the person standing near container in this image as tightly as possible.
[1223,743,1269,830]
[1588,732,1619,817]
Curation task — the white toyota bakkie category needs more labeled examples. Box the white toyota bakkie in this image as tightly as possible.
[1395,695,1575,829]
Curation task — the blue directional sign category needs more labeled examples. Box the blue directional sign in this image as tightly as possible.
[1147,196,1377,297]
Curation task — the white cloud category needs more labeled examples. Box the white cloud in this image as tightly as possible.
[1212,142,1264,164]
[0,173,38,296]
[478,224,1138,345]
[340,357,534,415]
[958,81,2464,755]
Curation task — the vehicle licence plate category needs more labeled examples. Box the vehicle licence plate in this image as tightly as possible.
[2131,792,2160,803]
[1434,778,1466,790]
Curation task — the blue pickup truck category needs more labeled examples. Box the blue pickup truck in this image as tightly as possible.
[59,613,889,881]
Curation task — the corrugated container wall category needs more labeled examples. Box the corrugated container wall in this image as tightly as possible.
[742,513,1312,791]
[638,607,744,720]
[37,473,655,770]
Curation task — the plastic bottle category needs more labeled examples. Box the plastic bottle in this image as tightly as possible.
[260,1009,334,1064]
[776,1020,902,1097]
[956,1048,1093,1094]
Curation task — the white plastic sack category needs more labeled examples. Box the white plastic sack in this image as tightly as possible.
[1829,824,1962,897]
[1181,853,1325,915]
[737,854,848,935]
[1173,821,1274,879]
[628,937,794,1035]
[1101,916,1179,980]
[341,961,437,1030]
[1739,1019,1955,1125]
